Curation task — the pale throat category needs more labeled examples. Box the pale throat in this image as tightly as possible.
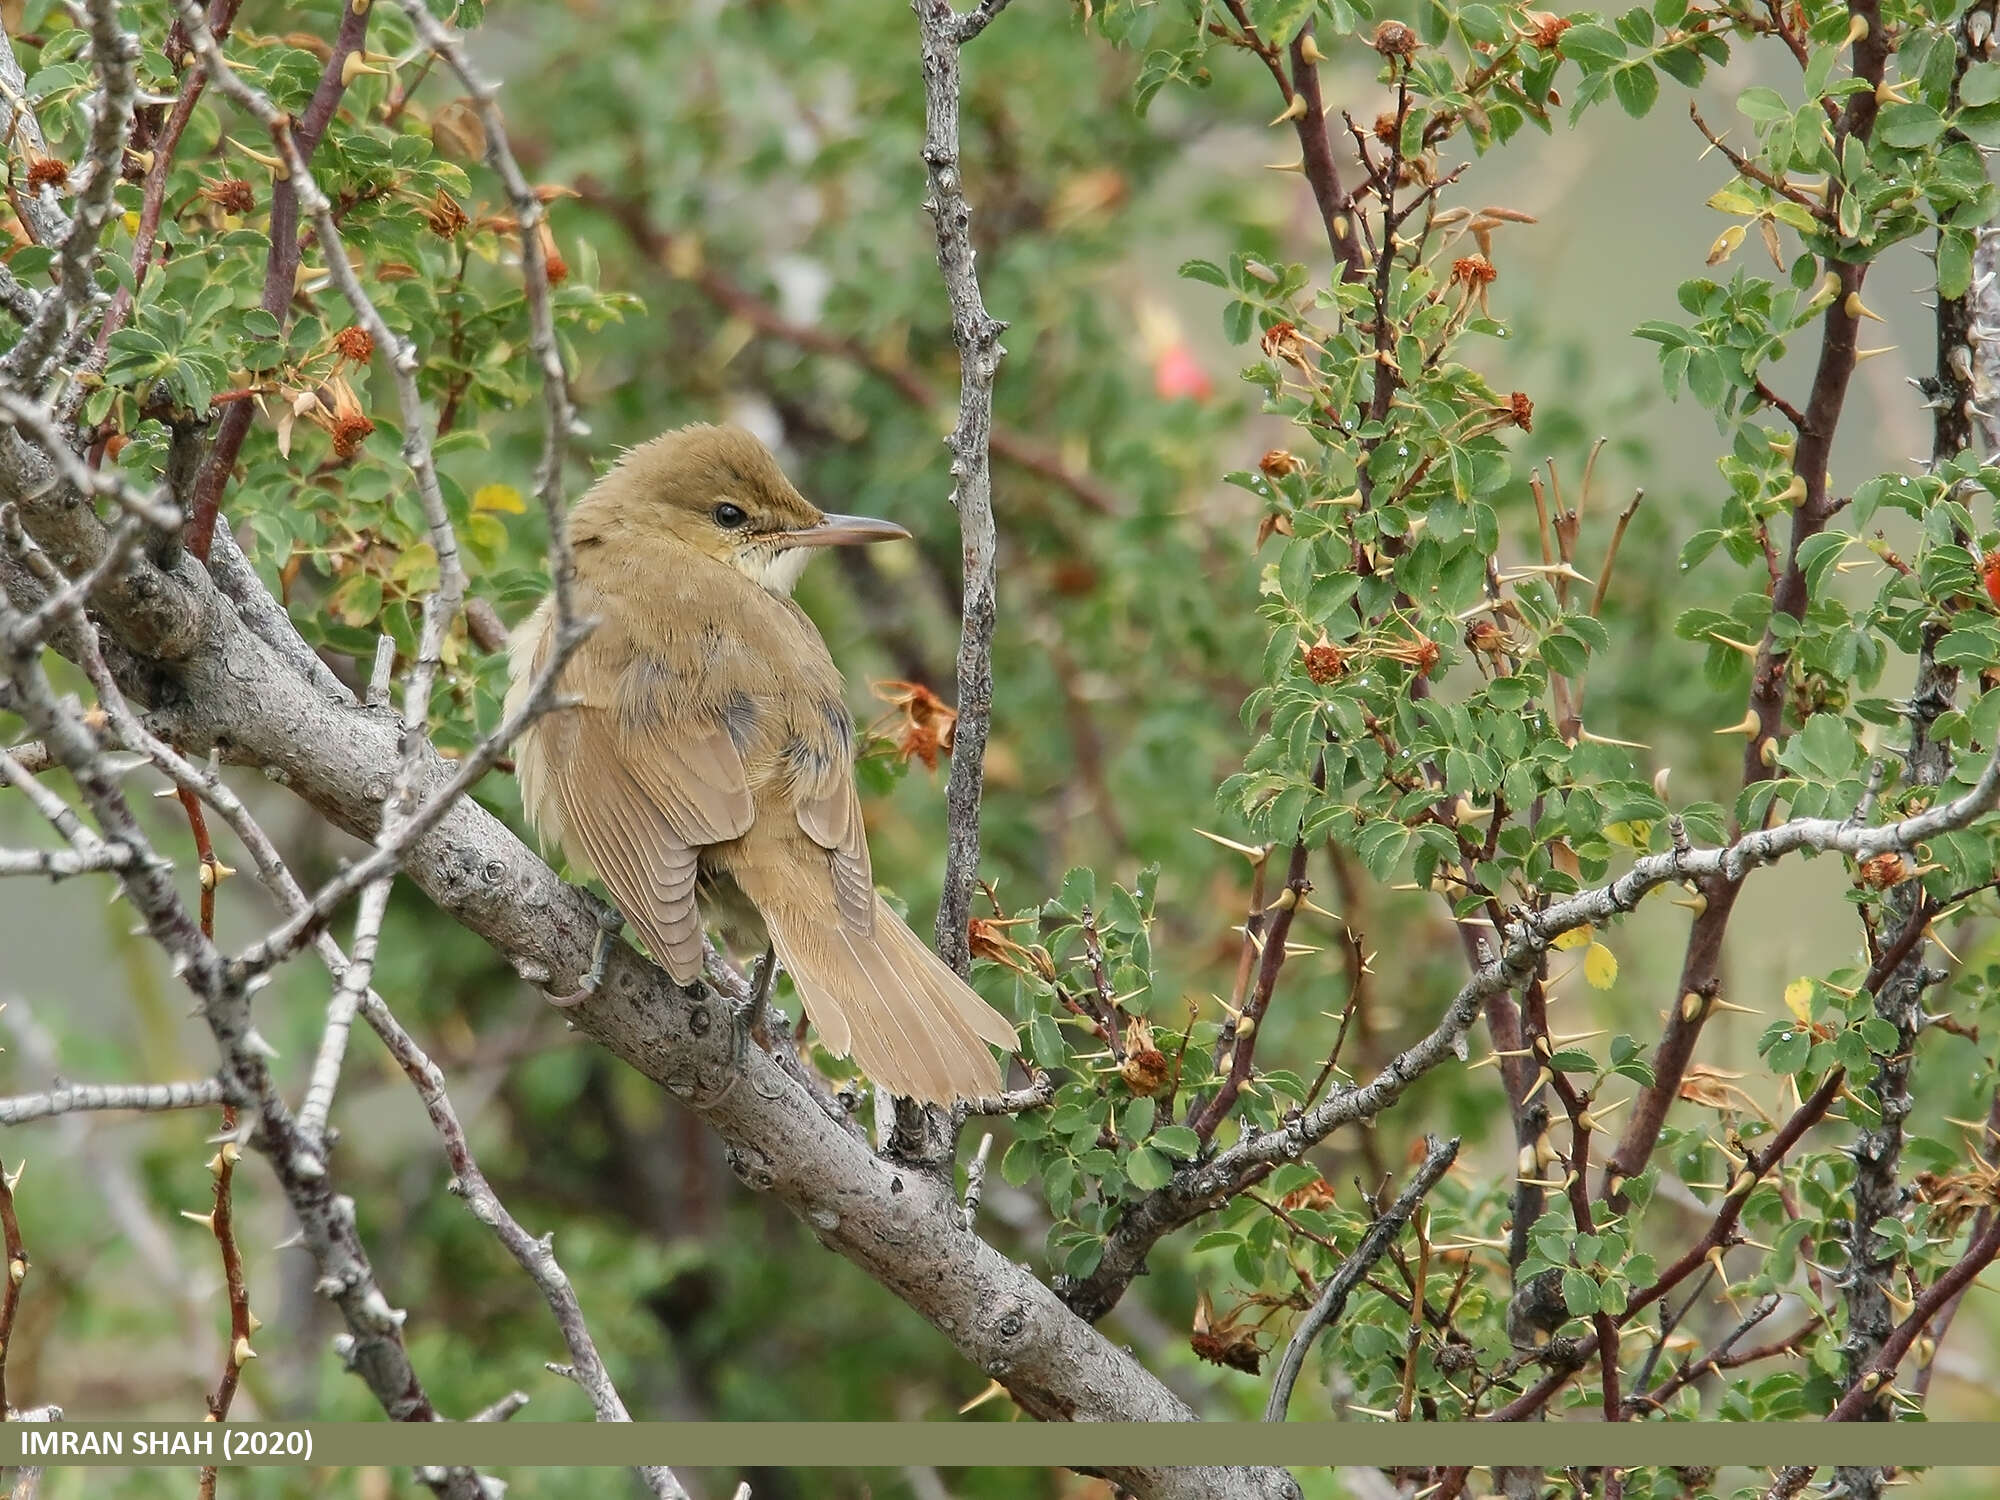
[735,542,814,597]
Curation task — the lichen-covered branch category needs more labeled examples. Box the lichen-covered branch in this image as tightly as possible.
[914,0,1008,976]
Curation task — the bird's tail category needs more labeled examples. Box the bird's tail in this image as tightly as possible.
[738,872,1018,1105]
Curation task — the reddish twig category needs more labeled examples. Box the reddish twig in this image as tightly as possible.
[95,0,244,352]
[185,0,374,560]
[0,1156,26,1418]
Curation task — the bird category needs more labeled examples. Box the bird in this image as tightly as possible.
[504,423,1019,1104]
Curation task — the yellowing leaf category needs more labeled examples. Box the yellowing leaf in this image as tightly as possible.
[473,483,526,514]
[1705,187,1760,216]
[1584,942,1619,990]
[1551,925,1594,952]
[1604,819,1652,849]
[391,541,440,593]
[1783,977,1814,1026]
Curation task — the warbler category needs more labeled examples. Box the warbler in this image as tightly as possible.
[505,424,1017,1104]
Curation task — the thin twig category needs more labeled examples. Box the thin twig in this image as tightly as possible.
[914,0,1010,977]
[0,1077,224,1125]
[1264,1135,1459,1421]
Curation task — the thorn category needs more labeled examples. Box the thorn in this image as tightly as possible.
[181,1210,216,1231]
[1578,727,1651,749]
[1195,829,1271,863]
[1845,291,1885,323]
[1706,631,1761,659]
[1266,157,1307,174]
[1854,345,1897,363]
[959,1380,1007,1414]
[1715,711,1761,737]
[1269,95,1307,126]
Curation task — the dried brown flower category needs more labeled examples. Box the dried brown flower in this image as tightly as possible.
[296,376,375,460]
[1378,633,1442,677]
[1190,1290,1264,1374]
[1507,391,1534,431]
[872,680,958,772]
[1519,10,1572,49]
[1451,255,1498,288]
[424,189,470,239]
[537,221,569,287]
[1279,1175,1336,1213]
[1259,320,1310,370]
[200,177,255,214]
[332,326,375,364]
[1116,1017,1170,1095]
[1258,448,1301,479]
[1371,19,1420,57]
[1858,851,1907,890]
[1914,1162,2000,1233]
[25,153,67,191]
[968,912,1039,975]
[1301,635,1347,684]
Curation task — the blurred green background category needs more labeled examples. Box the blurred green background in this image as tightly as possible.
[2,0,1998,1494]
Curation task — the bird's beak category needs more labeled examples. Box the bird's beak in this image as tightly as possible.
[772,513,913,549]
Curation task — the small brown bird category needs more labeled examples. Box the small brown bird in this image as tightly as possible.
[505,424,1018,1103]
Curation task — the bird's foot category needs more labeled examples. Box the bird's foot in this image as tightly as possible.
[729,944,778,1069]
[744,944,776,1033]
[545,903,625,1008]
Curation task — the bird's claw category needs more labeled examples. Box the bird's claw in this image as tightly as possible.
[728,943,778,1071]
[545,904,625,1008]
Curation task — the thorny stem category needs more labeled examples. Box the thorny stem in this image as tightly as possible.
[0,1155,24,1418]
[184,0,373,562]
[194,1108,250,1500]
[1605,0,1892,1199]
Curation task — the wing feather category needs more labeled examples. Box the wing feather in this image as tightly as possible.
[547,710,715,983]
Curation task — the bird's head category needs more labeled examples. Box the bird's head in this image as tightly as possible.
[575,423,910,595]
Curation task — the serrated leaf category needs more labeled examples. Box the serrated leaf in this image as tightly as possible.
[1125,1145,1173,1191]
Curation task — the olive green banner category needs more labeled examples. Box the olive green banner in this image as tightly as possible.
[2,1423,1999,1469]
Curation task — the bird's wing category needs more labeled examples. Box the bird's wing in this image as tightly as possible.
[793,767,875,937]
[545,636,755,984]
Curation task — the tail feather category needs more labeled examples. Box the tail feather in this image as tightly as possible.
[750,884,1016,1105]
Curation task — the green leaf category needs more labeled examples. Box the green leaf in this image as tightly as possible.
[1735,86,1790,123]
[1559,22,1627,64]
[1125,1145,1173,1191]
[1562,1268,1601,1315]
[1939,228,1975,301]
[1249,0,1317,47]
[1612,61,1659,118]
[1179,258,1229,287]
[1152,1124,1202,1159]
[1876,104,1946,150]
[1962,61,2000,109]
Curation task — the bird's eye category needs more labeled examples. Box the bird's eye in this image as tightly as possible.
[713,502,748,529]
